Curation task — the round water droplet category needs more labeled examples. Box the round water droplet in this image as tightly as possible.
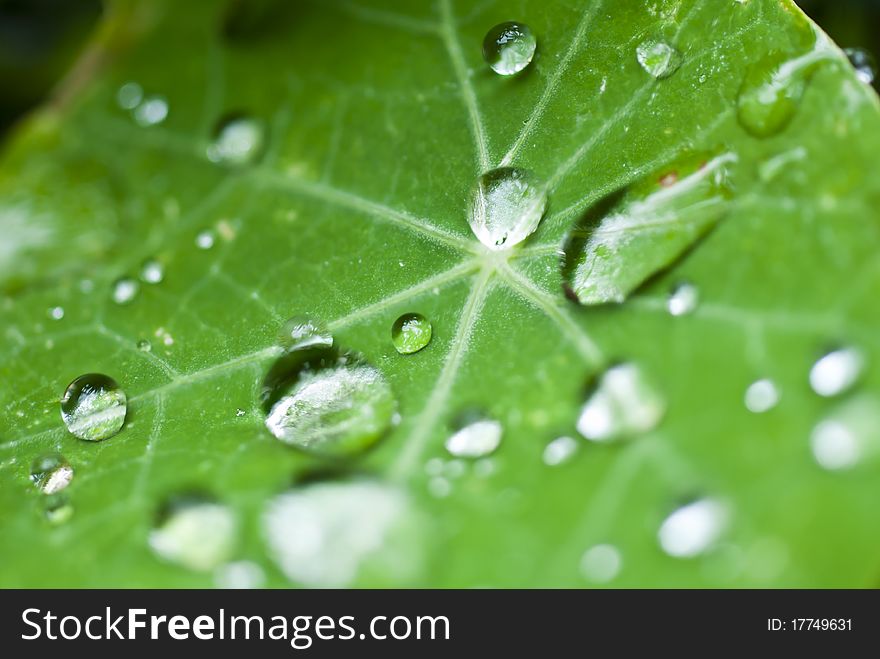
[214,560,265,589]
[576,363,666,442]
[195,230,216,250]
[278,315,333,352]
[140,258,164,284]
[470,167,547,250]
[667,281,699,316]
[30,453,74,494]
[262,342,396,458]
[60,373,127,441]
[744,378,780,413]
[658,498,727,558]
[736,52,815,138]
[809,347,864,397]
[636,38,681,79]
[580,544,622,583]
[112,277,139,305]
[116,82,143,110]
[207,115,266,166]
[482,21,536,76]
[44,494,73,525]
[48,306,65,321]
[137,339,152,352]
[543,435,578,466]
[149,495,237,572]
[809,395,880,471]
[445,414,502,458]
[844,47,876,85]
[263,479,422,587]
[391,312,432,355]
[133,95,169,126]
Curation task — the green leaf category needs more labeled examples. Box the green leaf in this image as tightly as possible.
[1,0,880,588]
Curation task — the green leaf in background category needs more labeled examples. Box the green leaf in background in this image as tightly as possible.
[1,0,879,588]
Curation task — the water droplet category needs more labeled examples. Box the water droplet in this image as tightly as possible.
[744,378,780,413]
[658,499,727,558]
[428,476,452,498]
[278,315,333,352]
[262,341,396,458]
[264,479,421,587]
[214,560,265,589]
[48,306,65,321]
[391,313,432,355]
[112,277,139,305]
[30,453,74,494]
[116,82,143,110]
[666,281,699,316]
[137,339,152,352]
[140,259,164,284]
[844,48,876,85]
[482,21,536,76]
[60,374,127,441]
[810,395,880,471]
[543,436,578,466]
[149,495,237,572]
[207,115,265,166]
[809,347,864,397]
[445,414,502,458]
[195,230,216,250]
[580,544,622,583]
[470,167,547,250]
[133,95,169,126]
[636,39,681,79]
[44,494,73,525]
[576,363,665,442]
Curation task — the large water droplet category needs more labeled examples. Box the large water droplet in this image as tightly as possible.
[810,395,880,471]
[543,435,578,466]
[207,115,265,166]
[482,21,536,76]
[30,453,74,494]
[445,414,502,458]
[263,479,421,587]
[149,495,237,572]
[279,316,333,352]
[666,281,699,316]
[744,378,780,413]
[809,347,864,397]
[580,544,622,583]
[112,277,139,305]
[133,95,169,127]
[844,48,876,85]
[391,313,432,355]
[658,498,727,558]
[576,363,665,442]
[636,39,681,79]
[60,374,127,441]
[470,167,547,250]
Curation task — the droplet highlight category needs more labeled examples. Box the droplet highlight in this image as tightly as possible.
[580,544,622,583]
[60,373,127,441]
[207,115,265,165]
[149,495,237,572]
[445,415,502,458]
[543,435,578,466]
[576,363,665,442]
[658,499,727,558]
[30,453,74,494]
[279,315,333,352]
[636,39,681,79]
[809,347,864,397]
[744,378,780,413]
[482,21,536,76]
[133,95,169,127]
[112,277,139,305]
[140,259,164,284]
[391,313,432,355]
[667,281,699,316]
[470,167,547,250]
[810,395,880,471]
[844,48,876,85]
[116,82,143,110]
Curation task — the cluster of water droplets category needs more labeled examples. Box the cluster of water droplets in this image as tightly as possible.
[117,82,168,127]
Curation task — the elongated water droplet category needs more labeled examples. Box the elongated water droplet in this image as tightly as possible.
[112,277,139,304]
[30,453,74,494]
[667,281,699,316]
[116,82,143,110]
[543,435,578,466]
[45,494,73,525]
[149,495,237,572]
[576,363,665,442]
[636,39,681,79]
[482,21,536,76]
[658,499,727,558]
[744,378,780,413]
[60,374,127,441]
[810,395,880,471]
[264,479,421,587]
[279,316,333,352]
[133,95,169,126]
[207,115,265,165]
[391,313,432,355]
[580,544,622,583]
[470,167,547,250]
[140,259,164,284]
[844,48,876,85]
[445,414,502,458]
[809,347,864,397]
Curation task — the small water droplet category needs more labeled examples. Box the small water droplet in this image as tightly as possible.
[576,363,665,442]
[470,167,547,250]
[214,560,265,589]
[666,281,699,316]
[149,495,237,572]
[60,374,127,441]
[207,115,265,165]
[30,453,74,494]
[140,259,164,284]
[48,306,65,321]
[810,395,880,471]
[44,493,73,525]
[543,435,578,466]
[112,277,139,305]
[636,39,681,79]
[391,313,432,355]
[133,95,169,126]
[116,82,143,110]
[279,316,333,352]
[482,21,536,76]
[809,347,864,397]
[844,48,876,85]
[580,544,622,583]
[744,378,780,413]
[658,499,727,558]
[137,339,152,352]
[445,414,502,458]
[195,230,216,250]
